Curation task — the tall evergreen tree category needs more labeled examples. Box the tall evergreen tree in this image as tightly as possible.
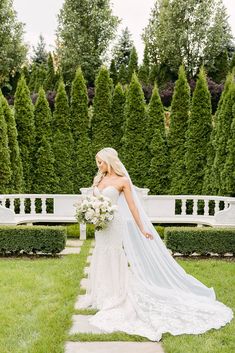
[118,63,128,85]
[207,50,229,83]
[146,84,169,194]
[0,92,23,193]
[92,66,113,154]
[0,99,11,193]
[120,73,148,187]
[31,34,48,65]
[44,52,56,91]
[213,81,235,194]
[14,75,35,192]
[109,59,118,86]
[70,68,94,191]
[127,46,138,82]
[168,65,190,194]
[138,44,150,85]
[221,103,235,196]
[112,27,134,71]
[203,73,233,194]
[52,80,74,193]
[185,67,212,195]
[111,83,126,152]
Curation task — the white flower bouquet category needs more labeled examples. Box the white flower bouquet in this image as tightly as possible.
[74,194,118,231]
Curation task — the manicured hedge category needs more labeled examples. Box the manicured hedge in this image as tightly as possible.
[0,226,66,255]
[165,227,235,255]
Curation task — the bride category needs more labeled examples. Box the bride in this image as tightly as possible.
[77,147,233,341]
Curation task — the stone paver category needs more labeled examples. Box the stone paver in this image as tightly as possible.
[91,240,95,247]
[66,239,83,247]
[69,315,105,334]
[74,295,87,310]
[80,278,89,290]
[65,342,164,353]
[60,247,81,255]
[89,247,94,254]
[87,255,92,263]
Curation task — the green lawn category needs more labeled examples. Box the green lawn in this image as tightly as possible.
[0,240,234,353]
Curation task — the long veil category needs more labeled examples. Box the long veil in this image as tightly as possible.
[117,160,232,306]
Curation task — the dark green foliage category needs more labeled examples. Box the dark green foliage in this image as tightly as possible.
[44,52,56,91]
[146,84,169,194]
[70,68,94,191]
[0,99,11,193]
[138,45,150,85]
[118,63,127,85]
[92,66,113,154]
[230,53,235,71]
[109,59,118,86]
[28,64,38,92]
[165,227,235,255]
[52,80,74,193]
[111,83,126,151]
[112,27,133,71]
[0,92,23,193]
[185,67,212,195]
[120,73,148,187]
[148,64,158,85]
[0,225,66,254]
[168,65,190,194]
[207,50,229,83]
[220,103,235,196]
[34,65,47,92]
[33,135,58,193]
[203,73,234,195]
[14,75,35,192]
[127,46,138,82]
[213,81,235,194]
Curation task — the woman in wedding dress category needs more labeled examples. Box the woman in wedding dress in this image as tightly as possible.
[77,147,233,341]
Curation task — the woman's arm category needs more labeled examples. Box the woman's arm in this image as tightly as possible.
[122,178,153,239]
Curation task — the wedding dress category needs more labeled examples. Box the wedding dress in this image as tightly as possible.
[77,185,233,341]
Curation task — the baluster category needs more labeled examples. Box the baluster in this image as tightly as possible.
[204,199,209,216]
[20,197,25,214]
[193,198,197,215]
[41,197,46,214]
[181,199,186,215]
[80,223,87,240]
[224,200,229,209]
[31,197,36,214]
[9,197,15,211]
[214,200,219,213]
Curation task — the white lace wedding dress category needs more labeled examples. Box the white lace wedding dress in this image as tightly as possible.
[77,185,233,341]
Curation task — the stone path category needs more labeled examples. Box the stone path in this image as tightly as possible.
[60,239,83,255]
[65,239,165,353]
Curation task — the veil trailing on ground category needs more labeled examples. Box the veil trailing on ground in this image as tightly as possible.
[117,160,222,302]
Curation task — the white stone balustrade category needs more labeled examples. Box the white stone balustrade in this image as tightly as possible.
[0,187,235,239]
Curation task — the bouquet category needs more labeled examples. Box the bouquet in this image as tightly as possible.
[74,194,118,231]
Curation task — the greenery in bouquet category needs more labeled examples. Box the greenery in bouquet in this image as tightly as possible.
[74,194,117,231]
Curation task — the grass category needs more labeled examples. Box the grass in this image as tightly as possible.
[0,239,234,353]
[0,240,91,353]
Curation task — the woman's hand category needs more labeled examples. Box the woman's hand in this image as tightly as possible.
[142,230,154,240]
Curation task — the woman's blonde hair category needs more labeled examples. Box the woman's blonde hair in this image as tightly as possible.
[92,147,125,187]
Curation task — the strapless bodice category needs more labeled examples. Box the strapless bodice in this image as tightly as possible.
[93,186,121,205]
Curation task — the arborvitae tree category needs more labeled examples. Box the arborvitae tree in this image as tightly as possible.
[127,46,138,82]
[138,44,150,85]
[146,84,169,194]
[0,92,23,193]
[112,27,134,71]
[0,99,11,193]
[168,65,190,194]
[148,64,158,85]
[120,73,148,187]
[92,66,113,153]
[34,65,47,92]
[118,63,127,85]
[70,68,94,191]
[213,81,235,194]
[221,103,235,196]
[44,52,56,91]
[109,59,118,86]
[33,87,52,153]
[185,67,212,195]
[33,135,58,193]
[31,34,48,65]
[203,73,233,194]
[148,129,169,194]
[14,75,35,192]
[28,64,38,92]
[111,83,126,151]
[52,80,74,193]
